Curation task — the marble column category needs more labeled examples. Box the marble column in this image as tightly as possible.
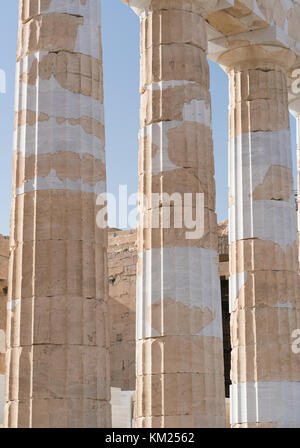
[289,94,300,270]
[219,45,300,428]
[5,0,111,427]
[123,0,225,428]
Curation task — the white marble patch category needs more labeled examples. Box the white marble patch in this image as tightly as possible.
[14,118,105,161]
[17,55,104,120]
[124,0,152,17]
[125,0,235,18]
[145,80,197,91]
[20,0,102,59]
[197,313,223,338]
[139,121,181,175]
[182,99,211,126]
[15,169,106,196]
[140,109,211,175]
[229,129,293,194]
[6,299,20,311]
[229,197,297,251]
[273,301,293,309]
[229,130,297,251]
[229,272,248,313]
[230,381,300,427]
[28,0,102,26]
[0,374,4,426]
[74,22,102,59]
[137,246,223,340]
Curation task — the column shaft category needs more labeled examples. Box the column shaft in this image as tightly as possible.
[5,0,111,428]
[296,116,300,268]
[136,1,225,428]
[222,47,300,428]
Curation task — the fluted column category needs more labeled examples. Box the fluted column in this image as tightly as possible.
[219,45,300,428]
[5,0,111,428]
[289,95,300,270]
[123,0,225,428]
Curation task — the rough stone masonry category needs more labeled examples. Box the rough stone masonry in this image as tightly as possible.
[1,0,300,428]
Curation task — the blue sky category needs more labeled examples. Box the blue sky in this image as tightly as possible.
[0,0,297,235]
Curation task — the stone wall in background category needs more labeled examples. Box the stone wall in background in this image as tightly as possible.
[218,222,231,399]
[108,229,137,392]
[0,235,9,427]
[107,225,230,398]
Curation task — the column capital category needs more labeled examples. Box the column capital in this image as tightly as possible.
[217,44,296,73]
[289,98,300,119]
[121,0,230,17]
